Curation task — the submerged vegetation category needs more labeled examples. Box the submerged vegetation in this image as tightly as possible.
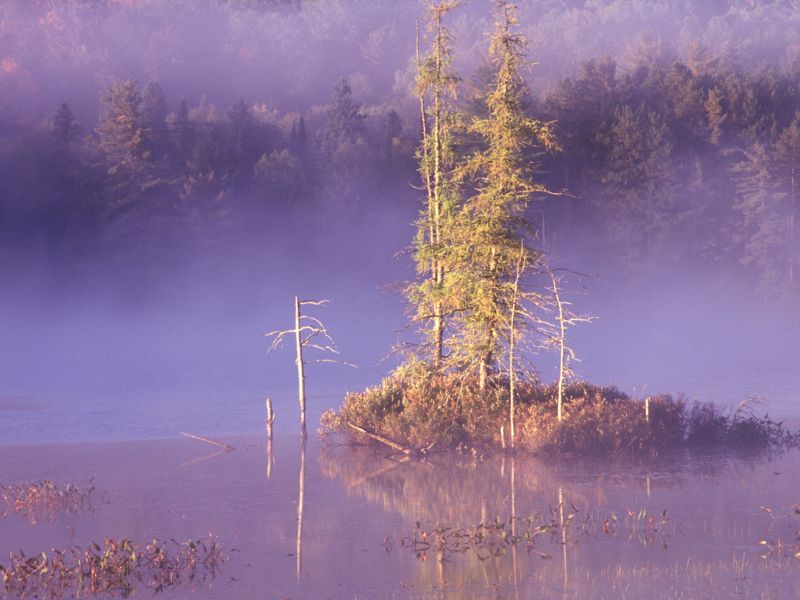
[0,535,225,599]
[397,507,673,561]
[0,480,94,525]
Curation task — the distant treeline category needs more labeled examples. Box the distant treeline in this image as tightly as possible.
[1,0,799,300]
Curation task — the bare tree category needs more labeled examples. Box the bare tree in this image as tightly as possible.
[265,297,353,438]
[541,269,594,422]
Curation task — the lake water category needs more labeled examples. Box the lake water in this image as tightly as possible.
[2,435,798,599]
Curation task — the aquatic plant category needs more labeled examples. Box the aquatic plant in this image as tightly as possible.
[396,505,673,561]
[0,535,225,598]
[0,480,94,524]
[758,503,800,563]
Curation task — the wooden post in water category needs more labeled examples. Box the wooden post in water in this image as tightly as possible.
[294,297,307,439]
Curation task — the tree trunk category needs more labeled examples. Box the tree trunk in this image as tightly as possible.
[553,278,566,422]
[294,296,307,438]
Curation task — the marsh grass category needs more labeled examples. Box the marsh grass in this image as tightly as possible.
[0,480,94,524]
[0,535,225,598]
[321,368,799,455]
[398,506,673,561]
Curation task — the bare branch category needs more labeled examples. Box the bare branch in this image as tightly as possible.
[306,343,340,354]
[299,299,330,307]
[308,358,358,368]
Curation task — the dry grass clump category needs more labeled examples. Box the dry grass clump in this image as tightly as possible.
[322,367,798,455]
[0,480,94,524]
[517,393,686,454]
[685,401,798,448]
[0,535,225,598]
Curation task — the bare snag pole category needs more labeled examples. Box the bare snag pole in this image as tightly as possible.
[294,296,306,437]
[265,297,353,438]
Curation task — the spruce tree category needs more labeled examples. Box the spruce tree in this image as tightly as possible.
[228,97,256,170]
[323,78,366,156]
[97,80,148,177]
[170,98,194,167]
[775,113,800,292]
[733,143,787,297]
[454,1,557,389]
[141,81,168,164]
[51,102,80,146]
[407,0,462,369]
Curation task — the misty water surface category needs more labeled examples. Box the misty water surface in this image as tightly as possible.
[1,436,798,599]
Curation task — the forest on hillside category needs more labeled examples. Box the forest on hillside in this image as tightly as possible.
[1,0,800,301]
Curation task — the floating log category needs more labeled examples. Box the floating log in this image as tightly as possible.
[179,431,235,451]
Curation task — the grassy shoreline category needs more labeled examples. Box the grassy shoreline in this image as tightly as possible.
[321,367,800,455]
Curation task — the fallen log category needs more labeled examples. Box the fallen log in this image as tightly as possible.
[179,431,235,451]
[346,422,413,455]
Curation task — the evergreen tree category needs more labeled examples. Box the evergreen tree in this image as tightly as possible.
[291,115,309,161]
[141,81,168,163]
[774,113,800,291]
[732,143,789,297]
[228,96,256,170]
[51,102,80,146]
[454,1,557,389]
[407,0,463,369]
[596,103,677,261]
[96,80,150,183]
[382,108,403,165]
[323,78,366,155]
[170,98,194,167]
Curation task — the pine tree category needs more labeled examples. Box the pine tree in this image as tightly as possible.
[597,103,676,262]
[382,108,403,166]
[455,1,557,389]
[170,98,194,167]
[323,78,366,156]
[407,0,463,369]
[228,96,256,169]
[141,81,168,163]
[97,80,147,174]
[51,102,80,146]
[775,113,800,291]
[733,143,788,297]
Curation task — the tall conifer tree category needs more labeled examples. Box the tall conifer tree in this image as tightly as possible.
[455,1,557,389]
[408,0,462,369]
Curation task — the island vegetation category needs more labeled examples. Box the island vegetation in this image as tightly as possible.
[320,0,799,455]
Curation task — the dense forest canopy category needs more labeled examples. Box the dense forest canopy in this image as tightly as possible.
[2,0,800,302]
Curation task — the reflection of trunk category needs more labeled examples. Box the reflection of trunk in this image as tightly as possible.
[559,486,568,591]
[265,398,275,480]
[296,438,306,580]
[510,456,519,597]
[294,297,307,438]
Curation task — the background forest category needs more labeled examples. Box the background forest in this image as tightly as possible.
[2,0,800,303]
